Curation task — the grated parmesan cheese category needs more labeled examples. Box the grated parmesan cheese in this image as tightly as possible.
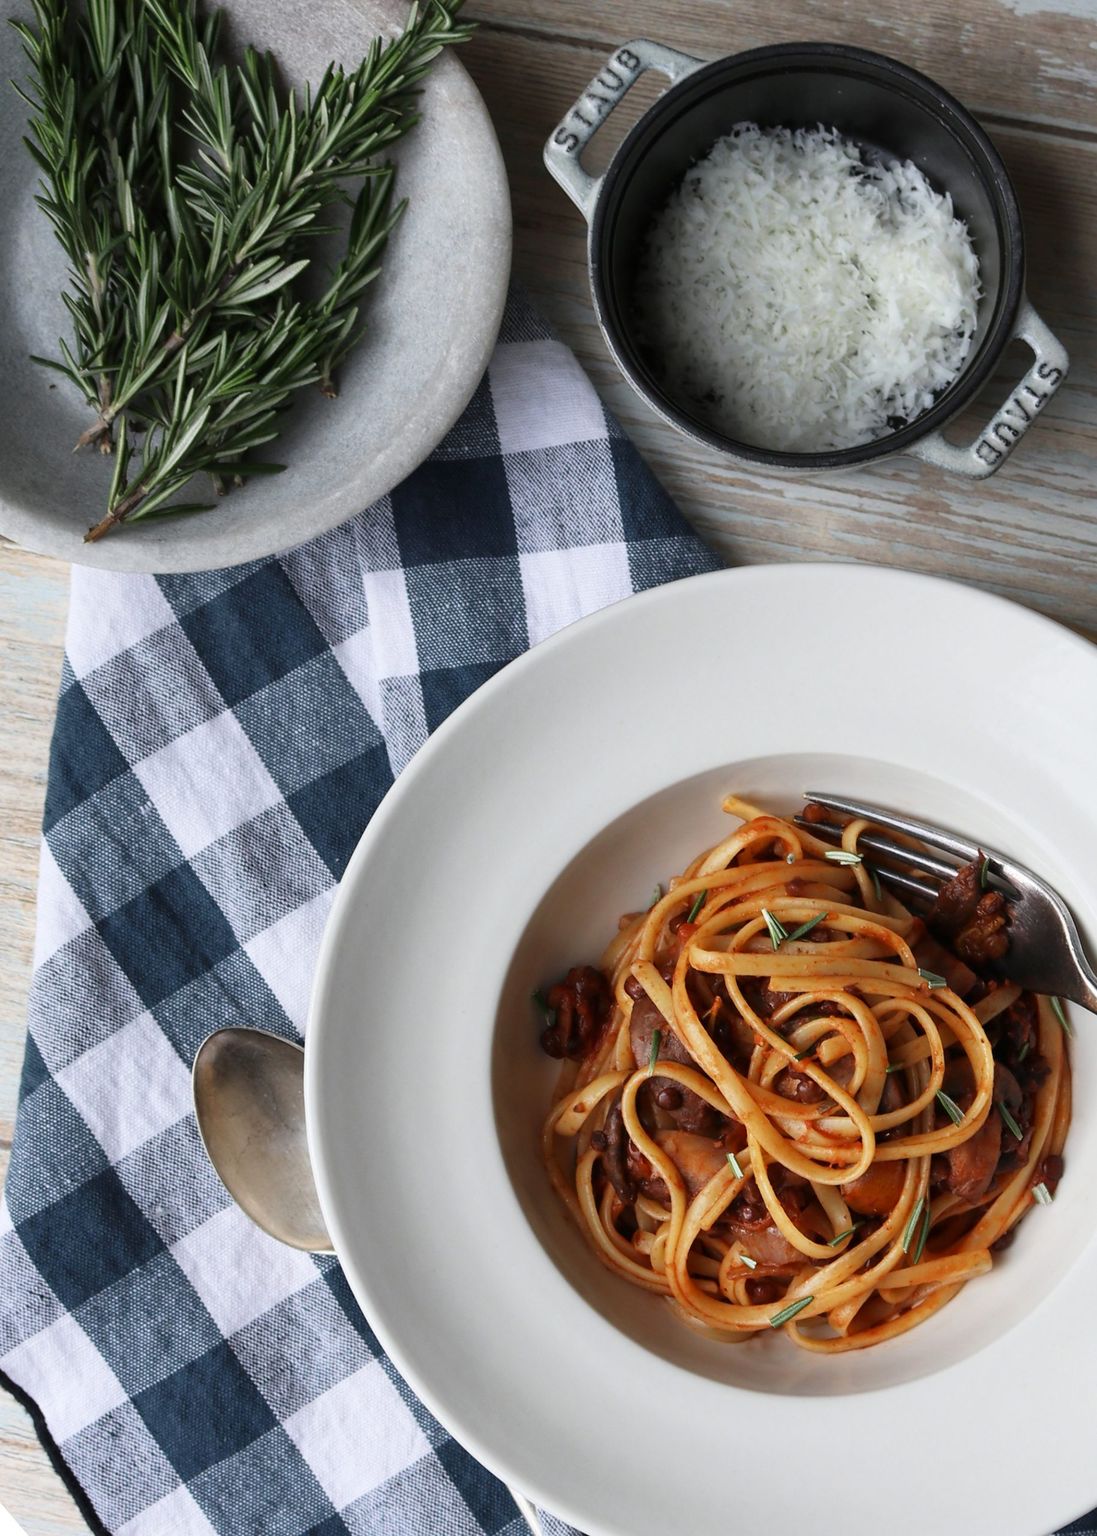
[633,124,981,454]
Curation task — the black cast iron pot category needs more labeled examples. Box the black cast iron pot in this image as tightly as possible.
[544,39,1068,478]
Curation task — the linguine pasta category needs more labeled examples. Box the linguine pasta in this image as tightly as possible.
[539,795,1070,1351]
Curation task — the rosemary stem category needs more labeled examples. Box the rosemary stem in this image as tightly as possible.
[84,478,147,542]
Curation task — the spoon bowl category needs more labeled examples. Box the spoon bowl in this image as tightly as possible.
[192,1026,333,1253]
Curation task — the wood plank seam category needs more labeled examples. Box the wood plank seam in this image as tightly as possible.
[473,15,1097,148]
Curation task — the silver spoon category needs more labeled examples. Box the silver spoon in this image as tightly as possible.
[193,1026,333,1252]
[192,1027,543,1534]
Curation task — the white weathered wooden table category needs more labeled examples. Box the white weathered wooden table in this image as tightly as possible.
[1,0,1095,1526]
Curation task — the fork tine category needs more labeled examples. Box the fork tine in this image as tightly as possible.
[872,864,940,904]
[794,814,938,900]
[793,816,960,882]
[804,792,982,864]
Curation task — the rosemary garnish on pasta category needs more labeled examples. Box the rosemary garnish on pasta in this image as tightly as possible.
[936,1090,965,1126]
[998,1101,1023,1141]
[538,795,1071,1354]
[761,908,788,949]
[826,1222,863,1247]
[912,1203,932,1264]
[686,889,707,923]
[786,912,826,942]
[769,1296,813,1328]
[901,1196,926,1253]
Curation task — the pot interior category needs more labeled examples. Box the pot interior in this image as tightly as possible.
[594,45,1022,466]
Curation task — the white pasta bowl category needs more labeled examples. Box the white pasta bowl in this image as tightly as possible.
[307,563,1097,1536]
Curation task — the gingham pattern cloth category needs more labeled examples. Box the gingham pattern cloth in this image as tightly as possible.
[0,290,719,1536]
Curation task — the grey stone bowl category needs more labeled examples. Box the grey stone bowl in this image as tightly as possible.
[0,0,511,572]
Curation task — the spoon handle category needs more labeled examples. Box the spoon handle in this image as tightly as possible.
[508,1487,543,1534]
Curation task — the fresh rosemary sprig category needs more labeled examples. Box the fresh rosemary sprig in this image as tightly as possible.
[13,0,168,431]
[13,0,472,538]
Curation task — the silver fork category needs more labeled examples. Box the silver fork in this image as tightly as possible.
[797,791,1097,1015]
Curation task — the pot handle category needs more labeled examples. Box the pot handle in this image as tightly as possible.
[543,39,705,220]
[908,298,1068,478]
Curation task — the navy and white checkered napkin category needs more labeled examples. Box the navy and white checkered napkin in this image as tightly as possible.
[0,291,718,1536]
